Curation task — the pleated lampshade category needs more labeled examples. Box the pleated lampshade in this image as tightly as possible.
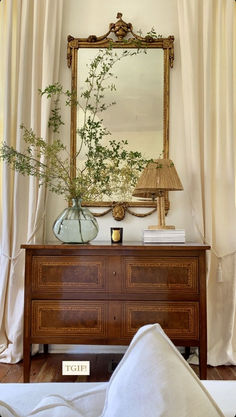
[132,159,183,230]
[132,159,183,198]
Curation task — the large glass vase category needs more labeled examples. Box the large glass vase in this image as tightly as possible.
[53,198,99,243]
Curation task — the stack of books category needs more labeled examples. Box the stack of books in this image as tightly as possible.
[143,229,186,243]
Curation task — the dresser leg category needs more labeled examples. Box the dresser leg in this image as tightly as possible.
[43,344,48,354]
[23,343,31,383]
[183,346,190,360]
[198,346,207,380]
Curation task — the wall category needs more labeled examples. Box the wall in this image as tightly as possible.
[45,0,200,244]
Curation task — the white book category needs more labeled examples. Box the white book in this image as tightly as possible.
[143,229,185,236]
[143,232,185,239]
[144,234,185,239]
[144,238,186,243]
[144,234,185,240]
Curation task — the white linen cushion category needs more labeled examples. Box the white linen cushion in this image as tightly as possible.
[0,385,106,417]
[0,383,102,415]
[0,324,225,417]
[101,323,225,417]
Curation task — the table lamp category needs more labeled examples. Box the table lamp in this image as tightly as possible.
[132,159,183,229]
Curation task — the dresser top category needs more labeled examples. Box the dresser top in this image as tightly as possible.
[21,241,210,251]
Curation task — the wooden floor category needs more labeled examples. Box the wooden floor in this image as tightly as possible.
[0,353,236,383]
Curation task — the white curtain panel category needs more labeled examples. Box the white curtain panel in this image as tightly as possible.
[177,0,236,365]
[0,0,63,363]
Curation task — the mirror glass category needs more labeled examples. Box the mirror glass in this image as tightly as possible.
[77,48,164,202]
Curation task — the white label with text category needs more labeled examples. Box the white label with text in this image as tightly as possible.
[62,361,90,375]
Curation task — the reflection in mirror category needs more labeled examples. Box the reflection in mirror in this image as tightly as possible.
[67,13,174,218]
[77,48,164,202]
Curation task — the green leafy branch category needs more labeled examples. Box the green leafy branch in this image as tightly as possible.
[0,42,155,202]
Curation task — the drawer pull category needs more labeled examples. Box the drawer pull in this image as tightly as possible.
[113,271,116,276]
[114,316,116,320]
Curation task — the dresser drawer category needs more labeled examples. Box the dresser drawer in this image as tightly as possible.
[31,300,108,338]
[123,257,198,295]
[122,301,199,340]
[31,256,106,294]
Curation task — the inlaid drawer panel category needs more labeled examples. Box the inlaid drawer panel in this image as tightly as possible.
[123,257,198,294]
[31,300,108,337]
[32,256,106,294]
[122,301,199,340]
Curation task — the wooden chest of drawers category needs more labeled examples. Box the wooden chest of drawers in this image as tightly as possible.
[21,242,210,381]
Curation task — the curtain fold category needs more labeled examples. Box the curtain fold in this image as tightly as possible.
[0,0,63,363]
[177,0,236,365]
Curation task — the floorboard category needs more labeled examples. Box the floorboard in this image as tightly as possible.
[0,353,235,383]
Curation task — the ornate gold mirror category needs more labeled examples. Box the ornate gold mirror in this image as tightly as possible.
[67,13,174,220]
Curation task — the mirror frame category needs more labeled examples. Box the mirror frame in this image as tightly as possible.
[67,13,174,220]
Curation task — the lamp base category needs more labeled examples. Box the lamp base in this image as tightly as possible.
[148,225,175,230]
